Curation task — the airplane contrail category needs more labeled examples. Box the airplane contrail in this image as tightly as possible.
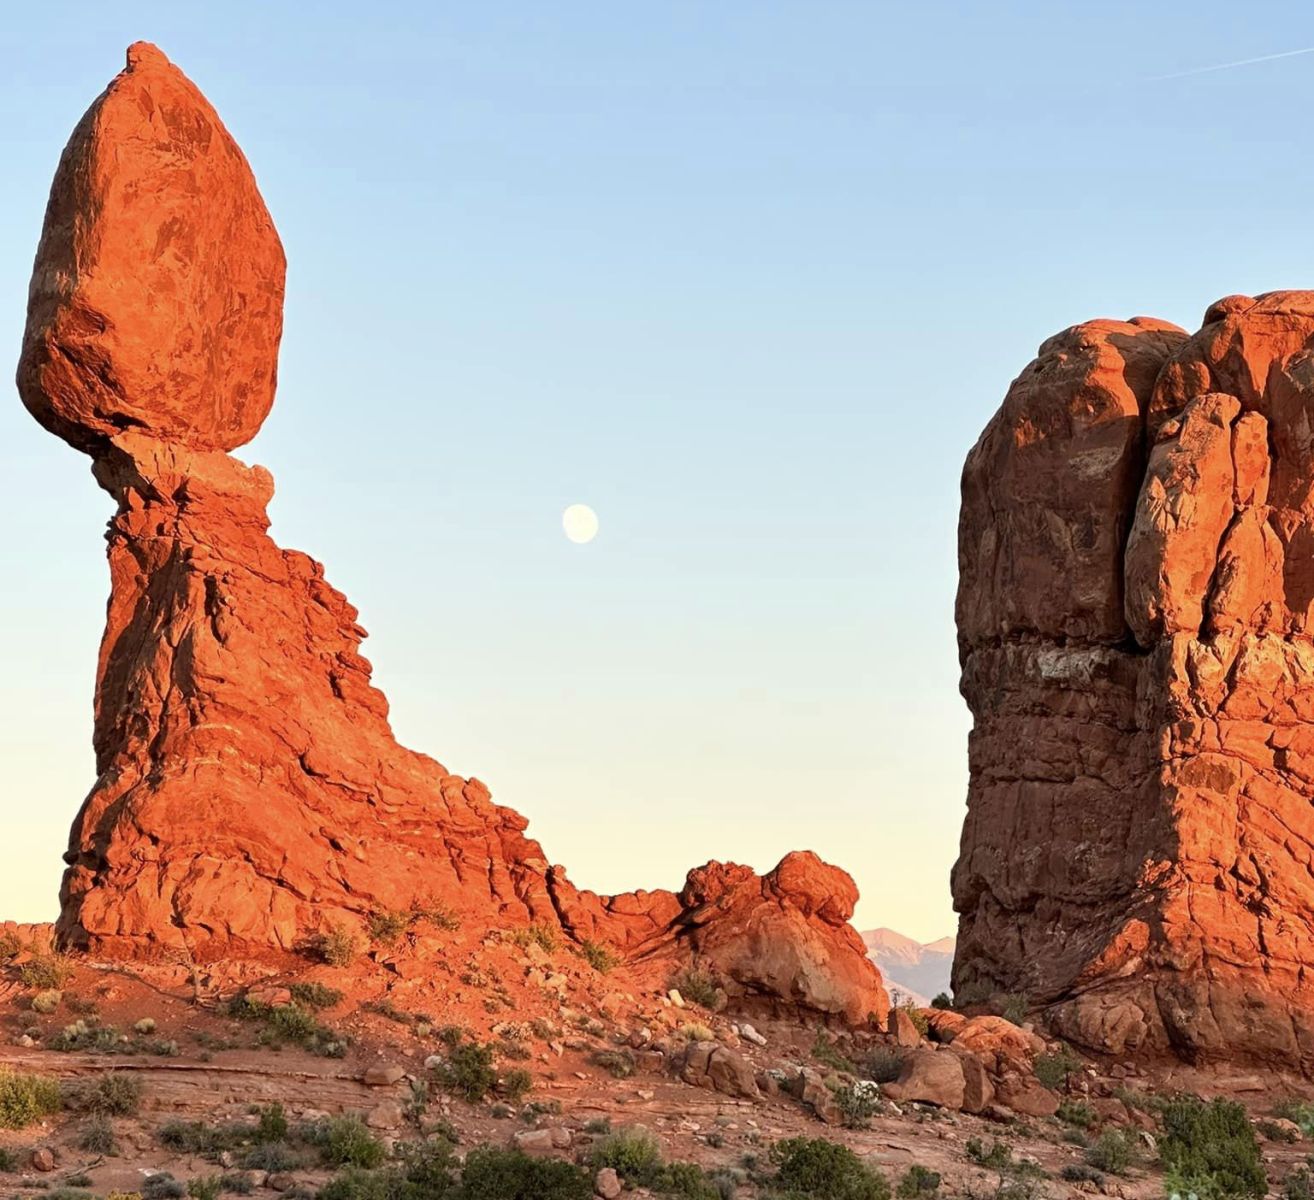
[1150,44,1314,81]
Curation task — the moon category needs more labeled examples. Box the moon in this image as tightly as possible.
[562,503,599,544]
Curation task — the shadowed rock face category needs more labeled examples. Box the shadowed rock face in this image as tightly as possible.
[18,44,887,1028]
[955,292,1314,1067]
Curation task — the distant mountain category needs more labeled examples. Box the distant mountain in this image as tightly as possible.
[863,928,955,1006]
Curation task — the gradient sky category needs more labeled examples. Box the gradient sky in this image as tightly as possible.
[2,2,1313,943]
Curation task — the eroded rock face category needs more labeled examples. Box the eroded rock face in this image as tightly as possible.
[955,291,1314,1067]
[20,45,887,1029]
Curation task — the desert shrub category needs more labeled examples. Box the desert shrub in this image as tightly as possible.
[0,1068,62,1128]
[675,969,721,1010]
[658,1160,723,1199]
[589,1126,665,1186]
[577,940,619,973]
[965,1139,1017,1172]
[415,905,461,932]
[66,1177,94,1190]
[312,1116,387,1169]
[930,993,953,1010]
[433,1040,497,1103]
[368,911,410,946]
[20,954,73,990]
[498,1068,533,1104]
[584,1117,612,1135]
[0,932,21,961]
[836,1080,881,1129]
[189,1177,223,1200]
[997,993,1028,1024]
[144,1175,187,1200]
[865,1047,904,1084]
[86,1071,143,1116]
[1033,1044,1081,1092]
[1158,1095,1265,1200]
[160,1120,245,1157]
[1084,1129,1134,1175]
[897,1166,941,1198]
[811,1031,857,1074]
[79,1115,117,1154]
[321,925,360,967]
[895,999,929,1037]
[1060,1164,1105,1185]
[32,988,62,1014]
[47,1190,95,1200]
[256,1102,289,1143]
[508,925,558,954]
[243,1142,305,1173]
[218,1175,254,1196]
[289,983,344,1010]
[681,1022,716,1043]
[459,1146,590,1199]
[591,1050,635,1079]
[1056,1099,1095,1129]
[768,1136,890,1200]
[316,1167,414,1200]
[1286,1166,1314,1200]
[230,998,346,1058]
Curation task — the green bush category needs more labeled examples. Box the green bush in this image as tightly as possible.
[930,993,953,1010]
[0,1068,62,1128]
[675,969,721,1010]
[1084,1129,1134,1175]
[1060,1164,1104,1185]
[590,1050,635,1079]
[20,954,73,990]
[508,925,558,954]
[589,1126,665,1186]
[229,998,346,1058]
[79,1115,117,1154]
[242,1143,305,1173]
[836,1081,880,1129]
[189,1177,222,1200]
[459,1146,590,1199]
[895,999,928,1037]
[865,1047,904,1084]
[289,983,344,1010]
[811,1031,857,1074]
[321,925,360,967]
[896,1166,941,1198]
[658,1161,723,1199]
[0,1147,17,1171]
[578,941,619,973]
[1159,1095,1265,1200]
[86,1071,143,1115]
[219,1175,254,1196]
[1056,1099,1095,1129]
[498,1069,532,1104]
[314,1116,387,1169]
[1033,1044,1081,1091]
[144,1175,187,1200]
[998,993,1028,1024]
[317,1167,417,1200]
[256,1103,289,1143]
[768,1137,890,1200]
[965,1139,1013,1171]
[1286,1166,1314,1200]
[368,912,411,946]
[434,1041,498,1103]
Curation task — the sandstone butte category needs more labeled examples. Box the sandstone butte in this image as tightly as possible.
[16,43,887,1028]
[956,291,1314,1070]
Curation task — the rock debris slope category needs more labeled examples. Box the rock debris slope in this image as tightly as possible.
[17,43,886,1027]
[955,293,1314,1066]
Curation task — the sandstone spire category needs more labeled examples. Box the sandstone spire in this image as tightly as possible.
[18,45,887,1028]
[956,292,1314,1067]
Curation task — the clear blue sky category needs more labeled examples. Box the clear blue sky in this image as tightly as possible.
[2,2,1311,942]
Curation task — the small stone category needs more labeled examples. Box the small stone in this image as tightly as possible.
[367,1102,403,1130]
[363,1064,406,1087]
[134,1017,157,1034]
[31,1148,56,1172]
[595,1166,622,1199]
[513,1129,557,1157]
[668,989,686,1008]
[739,1023,767,1047]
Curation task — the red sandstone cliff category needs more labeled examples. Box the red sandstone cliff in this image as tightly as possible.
[17,44,887,1028]
[956,293,1314,1066]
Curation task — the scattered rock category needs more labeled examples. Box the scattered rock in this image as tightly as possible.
[883,1048,966,1110]
[363,1064,406,1087]
[31,1148,55,1173]
[594,1167,622,1199]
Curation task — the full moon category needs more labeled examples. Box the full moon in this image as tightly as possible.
[562,503,599,544]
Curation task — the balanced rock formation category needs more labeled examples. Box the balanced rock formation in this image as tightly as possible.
[955,291,1314,1067]
[17,44,886,1028]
